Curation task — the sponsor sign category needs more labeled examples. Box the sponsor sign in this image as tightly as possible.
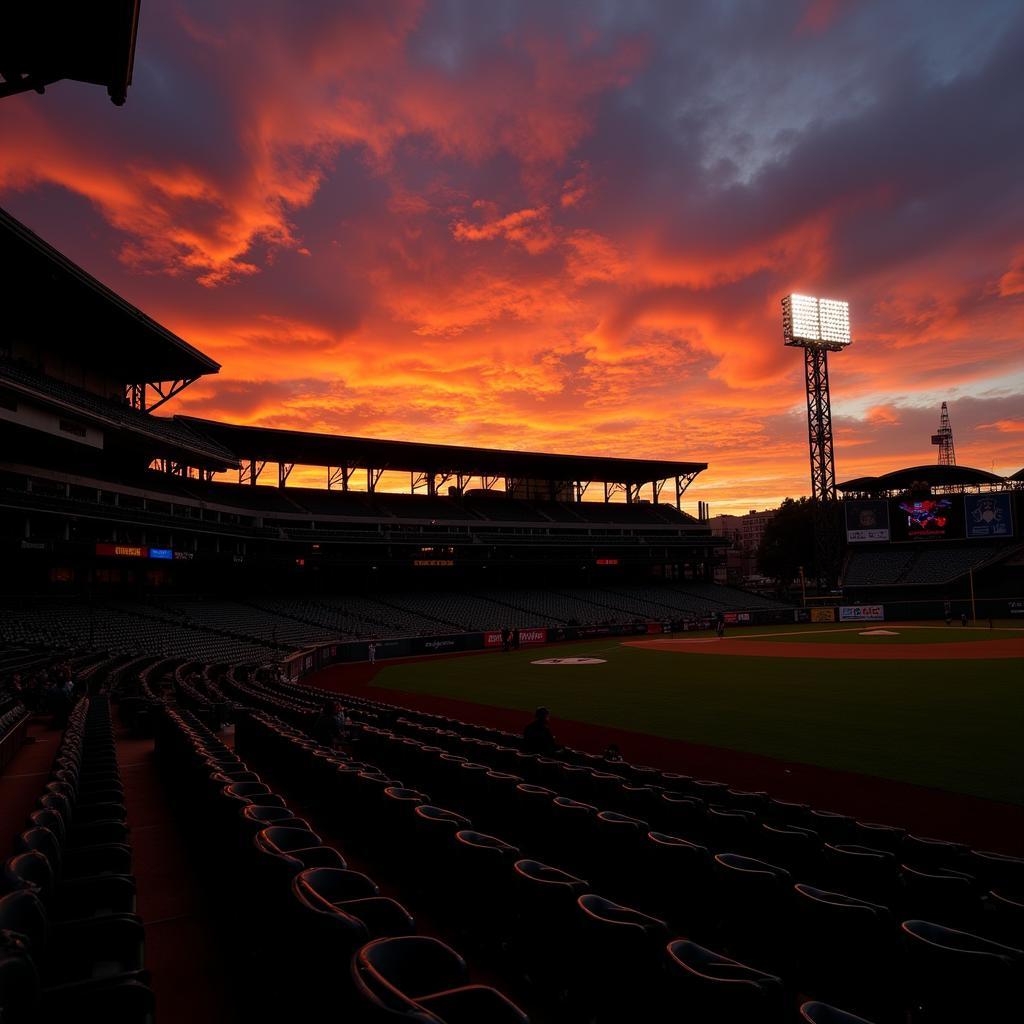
[95,543,146,558]
[810,607,836,623]
[421,637,457,652]
[646,622,666,635]
[845,500,890,542]
[839,604,884,622]
[1009,600,1024,617]
[484,631,504,648]
[149,548,173,560]
[518,628,548,645]
[964,493,1014,539]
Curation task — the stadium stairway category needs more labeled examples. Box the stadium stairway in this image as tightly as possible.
[114,725,235,1022]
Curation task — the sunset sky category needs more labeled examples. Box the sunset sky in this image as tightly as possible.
[2,0,1021,514]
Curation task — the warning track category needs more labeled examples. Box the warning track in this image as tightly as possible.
[622,637,1024,660]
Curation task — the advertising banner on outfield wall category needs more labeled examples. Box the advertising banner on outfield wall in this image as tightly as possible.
[844,500,890,542]
[412,633,485,655]
[810,607,836,623]
[964,492,1014,539]
[839,604,885,622]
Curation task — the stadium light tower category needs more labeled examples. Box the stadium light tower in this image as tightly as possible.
[931,401,956,466]
[782,294,851,586]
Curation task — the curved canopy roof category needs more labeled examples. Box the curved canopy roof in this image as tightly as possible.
[837,464,1006,493]
[1,207,220,383]
[178,417,707,484]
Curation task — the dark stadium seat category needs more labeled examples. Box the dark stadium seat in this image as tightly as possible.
[969,850,1024,898]
[901,919,1024,1022]
[642,831,716,937]
[760,823,821,881]
[853,822,906,855]
[548,797,598,877]
[899,863,979,930]
[451,831,520,938]
[0,888,146,991]
[13,826,131,888]
[799,1001,880,1023]
[655,791,705,837]
[351,935,529,1024]
[713,853,794,972]
[511,784,557,854]
[808,810,855,845]
[901,835,969,872]
[511,860,589,994]
[982,889,1024,947]
[792,884,900,1021]
[590,812,648,899]
[5,850,136,920]
[823,844,900,906]
[573,894,670,1021]
[664,939,786,1023]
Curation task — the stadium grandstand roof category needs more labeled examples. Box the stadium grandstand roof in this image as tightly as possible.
[1,207,220,384]
[837,464,1006,493]
[0,1,140,105]
[0,359,237,467]
[177,417,707,486]
[1010,467,1024,482]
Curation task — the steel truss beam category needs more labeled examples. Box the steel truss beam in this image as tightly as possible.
[651,478,667,503]
[125,378,199,413]
[327,465,355,490]
[367,467,384,492]
[239,459,266,486]
[278,463,294,488]
[576,480,592,502]
[480,476,501,491]
[603,481,626,503]
[674,470,700,509]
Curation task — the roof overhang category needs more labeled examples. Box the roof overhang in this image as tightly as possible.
[177,417,707,484]
[0,1,141,105]
[1,206,220,383]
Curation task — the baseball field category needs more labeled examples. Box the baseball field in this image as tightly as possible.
[309,622,1024,851]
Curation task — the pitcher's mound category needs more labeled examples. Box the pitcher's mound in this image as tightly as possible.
[859,629,899,636]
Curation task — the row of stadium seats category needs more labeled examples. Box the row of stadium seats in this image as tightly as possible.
[0,599,280,663]
[218,674,1023,1023]
[844,546,1003,587]
[0,696,153,1022]
[0,586,790,660]
[152,701,528,1021]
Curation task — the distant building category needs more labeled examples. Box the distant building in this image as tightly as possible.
[709,508,778,583]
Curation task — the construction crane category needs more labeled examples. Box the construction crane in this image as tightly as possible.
[931,402,956,466]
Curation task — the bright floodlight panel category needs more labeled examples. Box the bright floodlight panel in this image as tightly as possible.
[782,294,851,347]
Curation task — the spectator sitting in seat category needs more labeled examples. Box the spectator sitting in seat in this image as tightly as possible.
[523,706,558,755]
[312,700,347,747]
[603,742,623,763]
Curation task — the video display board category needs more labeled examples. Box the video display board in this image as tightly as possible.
[964,493,1014,539]
[844,500,890,542]
[892,496,964,541]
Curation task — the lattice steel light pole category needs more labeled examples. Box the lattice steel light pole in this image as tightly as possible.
[931,401,956,466]
[782,294,851,587]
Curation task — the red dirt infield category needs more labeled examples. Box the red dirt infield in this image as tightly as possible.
[623,636,1024,659]
[308,659,1024,856]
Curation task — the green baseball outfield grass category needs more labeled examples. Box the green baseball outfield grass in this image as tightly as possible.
[367,623,1024,806]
